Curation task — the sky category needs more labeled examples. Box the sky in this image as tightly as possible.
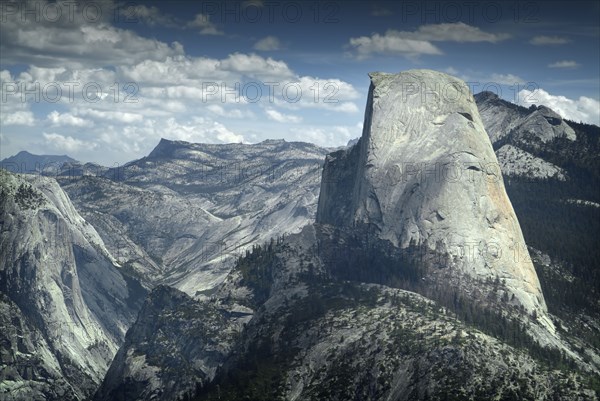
[0,0,599,165]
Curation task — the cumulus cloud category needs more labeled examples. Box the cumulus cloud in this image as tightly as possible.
[548,60,580,68]
[517,88,600,126]
[529,35,570,45]
[219,53,294,79]
[117,54,359,114]
[289,125,361,147]
[207,105,254,119]
[489,73,526,85]
[265,109,302,123]
[335,102,360,113]
[409,23,510,43]
[349,34,442,59]
[348,23,509,59]
[47,111,93,127]
[1,69,36,126]
[43,133,97,152]
[151,118,244,144]
[1,50,361,162]
[444,67,460,76]
[254,36,282,51]
[77,109,144,124]
[209,121,245,143]
[1,111,35,126]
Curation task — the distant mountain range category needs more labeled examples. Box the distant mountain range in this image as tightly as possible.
[0,151,79,173]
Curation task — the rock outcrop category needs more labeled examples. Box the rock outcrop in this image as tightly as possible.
[93,285,248,401]
[475,91,576,145]
[495,144,566,181]
[0,170,145,400]
[317,70,551,327]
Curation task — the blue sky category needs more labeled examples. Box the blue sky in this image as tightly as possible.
[1,0,599,165]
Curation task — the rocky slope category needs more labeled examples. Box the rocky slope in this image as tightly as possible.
[475,91,576,145]
[495,144,566,180]
[59,139,326,295]
[0,170,146,400]
[93,285,250,401]
[474,91,579,183]
[202,226,597,400]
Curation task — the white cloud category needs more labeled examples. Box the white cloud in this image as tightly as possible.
[118,54,358,113]
[265,109,302,123]
[210,122,245,143]
[219,53,295,79]
[207,105,254,119]
[529,35,570,45]
[409,23,510,43]
[78,109,143,124]
[548,60,580,69]
[489,73,526,85]
[1,69,36,126]
[186,13,223,35]
[289,125,360,147]
[93,117,244,158]
[335,102,360,113]
[438,68,529,87]
[517,88,600,126]
[47,111,93,127]
[159,118,244,144]
[121,53,296,85]
[273,76,361,112]
[254,36,282,51]
[348,23,509,59]
[43,133,97,152]
[1,111,35,126]
[349,33,442,59]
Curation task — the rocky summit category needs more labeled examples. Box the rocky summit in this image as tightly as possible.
[317,70,551,329]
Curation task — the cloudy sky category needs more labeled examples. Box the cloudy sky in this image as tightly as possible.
[1,0,599,165]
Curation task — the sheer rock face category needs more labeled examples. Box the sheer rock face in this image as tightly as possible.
[0,170,145,400]
[317,70,551,326]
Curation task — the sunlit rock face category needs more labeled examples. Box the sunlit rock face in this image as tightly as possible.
[317,70,551,328]
[0,170,145,400]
